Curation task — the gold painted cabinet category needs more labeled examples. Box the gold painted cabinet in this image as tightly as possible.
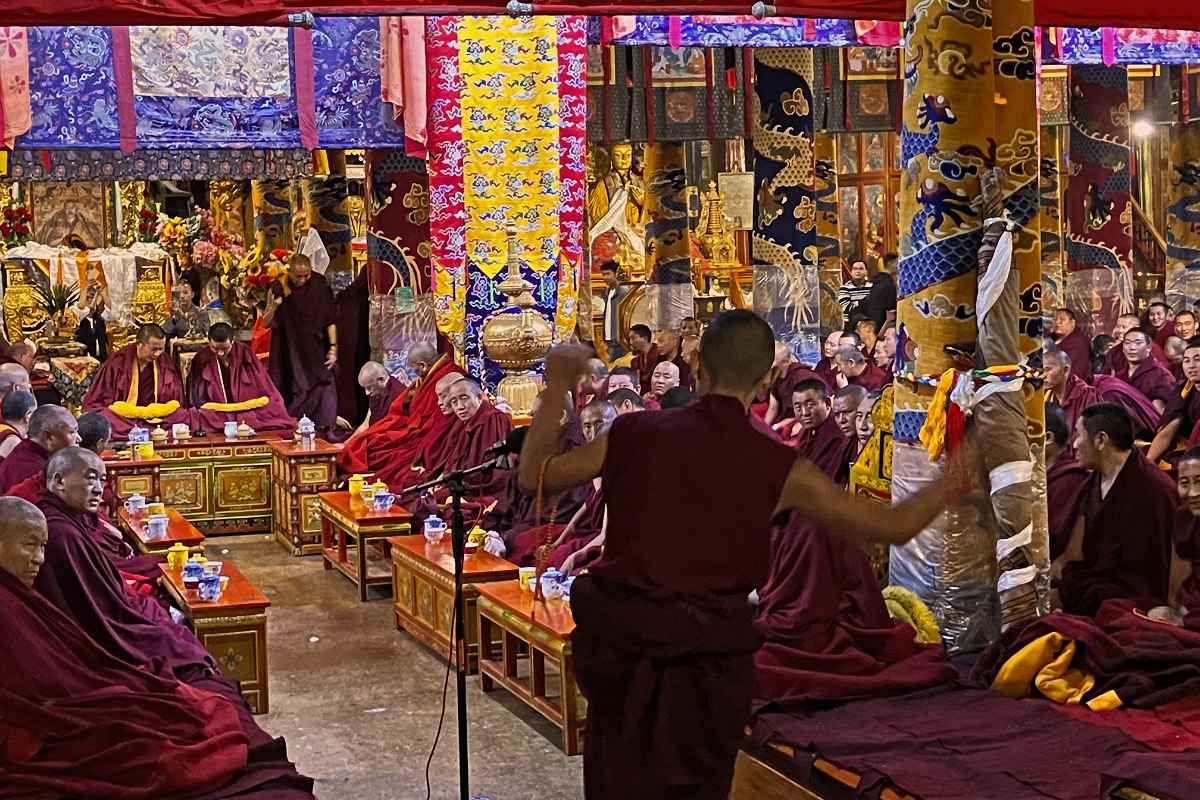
[270,440,341,556]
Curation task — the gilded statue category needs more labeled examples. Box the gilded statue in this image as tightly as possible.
[588,143,647,275]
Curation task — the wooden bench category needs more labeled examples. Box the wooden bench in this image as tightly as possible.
[389,536,518,672]
[476,580,584,755]
[117,507,205,555]
[159,561,271,713]
[319,491,413,602]
[270,439,340,556]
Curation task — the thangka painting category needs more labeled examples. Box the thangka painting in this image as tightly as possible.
[649,47,706,86]
[30,182,108,248]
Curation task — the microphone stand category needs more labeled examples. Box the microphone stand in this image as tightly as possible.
[400,456,503,800]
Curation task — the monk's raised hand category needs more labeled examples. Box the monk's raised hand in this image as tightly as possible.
[544,344,591,389]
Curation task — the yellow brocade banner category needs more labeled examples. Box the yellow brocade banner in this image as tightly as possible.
[460,15,561,279]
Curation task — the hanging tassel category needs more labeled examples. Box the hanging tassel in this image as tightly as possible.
[643,46,655,146]
[704,48,716,146]
[723,47,736,92]
[1101,28,1116,67]
[668,16,682,48]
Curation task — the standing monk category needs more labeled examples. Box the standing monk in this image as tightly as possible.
[187,323,295,435]
[519,310,964,800]
[265,254,338,435]
[82,324,192,440]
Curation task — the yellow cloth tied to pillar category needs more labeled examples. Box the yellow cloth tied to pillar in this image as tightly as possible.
[990,632,1122,710]
[200,396,269,413]
[918,368,958,462]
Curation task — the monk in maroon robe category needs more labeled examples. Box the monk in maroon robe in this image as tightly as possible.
[188,323,295,435]
[1145,301,1175,347]
[765,343,825,425]
[790,380,858,486]
[82,323,194,440]
[519,311,964,800]
[382,369,467,492]
[629,324,663,390]
[0,386,34,458]
[349,361,404,441]
[1174,452,1200,628]
[338,342,462,477]
[1045,402,1091,560]
[1047,346,1159,439]
[1101,313,1168,375]
[1054,404,1177,616]
[1052,307,1093,383]
[1149,378,1200,466]
[0,405,77,492]
[835,344,888,391]
[1119,329,1176,412]
[264,254,338,434]
[753,512,955,704]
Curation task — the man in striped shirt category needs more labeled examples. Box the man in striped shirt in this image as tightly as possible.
[837,259,872,332]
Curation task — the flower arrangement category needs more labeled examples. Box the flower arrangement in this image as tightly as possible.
[1,205,33,249]
[156,216,188,255]
[219,244,288,308]
[191,239,218,269]
[135,205,158,242]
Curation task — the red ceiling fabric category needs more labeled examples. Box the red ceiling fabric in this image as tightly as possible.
[1,0,1198,34]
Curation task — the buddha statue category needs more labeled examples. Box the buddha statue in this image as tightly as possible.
[588,143,647,276]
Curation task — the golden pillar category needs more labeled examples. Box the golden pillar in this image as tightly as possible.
[251,180,293,253]
[210,180,249,246]
[1039,126,1066,311]
[815,133,842,335]
[301,151,353,273]
[1166,123,1200,307]
[642,142,693,329]
[117,181,148,247]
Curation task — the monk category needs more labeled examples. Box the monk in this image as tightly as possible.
[655,329,695,392]
[1053,404,1176,615]
[265,253,338,434]
[1045,346,1159,439]
[188,322,296,435]
[337,341,461,477]
[0,405,78,492]
[1052,307,1093,383]
[574,358,609,417]
[1164,335,1187,383]
[789,379,858,485]
[1119,328,1175,413]
[385,371,469,492]
[75,410,121,520]
[30,449,315,796]
[519,310,964,800]
[835,344,888,391]
[1101,313,1168,376]
[855,391,877,454]
[82,323,193,440]
[629,324,663,390]
[0,499,263,800]
[5,339,36,371]
[607,387,645,415]
[765,343,824,425]
[1173,448,1200,628]
[1147,338,1200,463]
[813,331,842,391]
[0,387,35,458]
[1146,300,1175,347]
[1046,402,1089,560]
[0,361,31,402]
[350,361,404,440]
[832,384,867,440]
[875,322,897,373]
[606,366,641,394]
[645,360,680,402]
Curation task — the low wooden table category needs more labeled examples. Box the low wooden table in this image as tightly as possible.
[159,561,271,713]
[117,507,205,555]
[271,439,341,556]
[390,537,518,671]
[476,580,584,755]
[319,491,413,602]
[102,451,163,516]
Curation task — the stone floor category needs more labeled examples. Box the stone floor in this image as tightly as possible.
[209,534,584,800]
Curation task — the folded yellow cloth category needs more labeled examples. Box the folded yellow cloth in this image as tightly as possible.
[200,396,269,413]
[990,632,1114,708]
[109,400,180,421]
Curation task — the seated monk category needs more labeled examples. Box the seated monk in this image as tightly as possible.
[188,322,296,435]
[765,342,824,425]
[831,384,867,442]
[338,341,461,477]
[1164,334,1187,383]
[1174,448,1200,629]
[389,370,472,492]
[1045,346,1158,440]
[573,358,609,417]
[1101,313,1169,376]
[82,323,193,440]
[607,387,645,415]
[4,339,36,372]
[1053,404,1176,615]
[835,344,888,391]
[0,498,312,800]
[0,405,78,493]
[643,360,680,404]
[1147,338,1200,464]
[1045,402,1089,561]
[1052,307,1093,383]
[1118,329,1175,414]
[753,511,955,704]
[33,448,312,788]
[0,387,36,458]
[781,379,858,485]
[607,366,660,411]
[654,329,695,392]
[0,360,32,402]
[660,386,695,409]
[629,324,664,391]
[349,361,404,442]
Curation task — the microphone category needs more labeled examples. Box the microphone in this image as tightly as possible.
[483,426,530,459]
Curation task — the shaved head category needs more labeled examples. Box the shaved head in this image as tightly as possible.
[832,384,868,438]
[27,405,78,448]
[407,342,439,378]
[46,447,106,514]
[0,362,31,396]
[580,399,617,442]
[698,310,775,393]
[447,377,484,422]
[435,371,465,412]
[2,389,36,423]
[358,361,391,396]
[7,341,35,371]
[650,360,680,395]
[0,497,48,587]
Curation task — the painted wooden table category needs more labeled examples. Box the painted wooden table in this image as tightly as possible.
[159,561,271,713]
[102,451,163,516]
[389,536,518,672]
[270,438,341,556]
[319,491,413,602]
[117,507,205,555]
[476,580,584,755]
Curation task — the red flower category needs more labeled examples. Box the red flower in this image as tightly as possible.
[14,223,29,235]
[139,208,155,220]
[3,208,14,221]
[0,223,11,237]
[269,248,289,260]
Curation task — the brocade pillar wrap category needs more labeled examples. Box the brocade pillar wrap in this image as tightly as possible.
[642,141,694,331]
[302,173,352,273]
[1039,126,1067,311]
[365,149,436,375]
[890,0,996,652]
[1166,124,1200,308]
[989,0,1047,629]
[209,180,249,248]
[815,132,843,336]
[1066,65,1133,337]
[752,48,820,364]
[251,179,293,253]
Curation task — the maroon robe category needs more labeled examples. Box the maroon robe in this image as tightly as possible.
[753,512,955,704]
[188,341,295,434]
[1059,451,1177,616]
[670,353,695,392]
[1093,374,1161,439]
[547,484,606,572]
[848,361,889,391]
[0,437,48,493]
[1047,454,1090,560]
[1057,327,1093,383]
[631,343,663,391]
[391,412,462,492]
[1170,359,1186,383]
[406,401,513,525]
[267,273,338,432]
[1175,512,1200,630]
[813,356,838,392]
[1123,358,1177,409]
[1102,339,1168,375]
[0,422,22,455]
[0,568,257,800]
[1152,319,1177,348]
[367,376,404,428]
[82,343,193,440]
[794,414,857,486]
[770,363,824,421]
[572,394,796,799]
[1160,381,1200,452]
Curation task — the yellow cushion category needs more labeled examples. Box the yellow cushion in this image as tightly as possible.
[200,396,269,413]
[109,400,180,421]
